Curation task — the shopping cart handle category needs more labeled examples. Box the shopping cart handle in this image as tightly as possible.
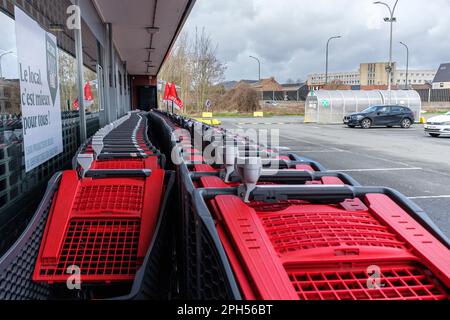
[97,153,148,160]
[251,185,356,203]
[84,169,152,178]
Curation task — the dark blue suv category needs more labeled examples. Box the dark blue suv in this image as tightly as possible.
[344,105,415,129]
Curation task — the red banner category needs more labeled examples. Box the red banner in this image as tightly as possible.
[163,82,183,110]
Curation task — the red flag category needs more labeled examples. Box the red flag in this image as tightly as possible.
[73,81,94,110]
[162,82,183,110]
[174,97,183,109]
[163,82,170,100]
[84,81,93,102]
[169,82,177,99]
[169,82,183,109]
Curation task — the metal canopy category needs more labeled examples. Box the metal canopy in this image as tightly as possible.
[93,0,195,75]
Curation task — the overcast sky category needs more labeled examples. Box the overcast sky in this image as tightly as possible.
[182,0,450,83]
[0,12,18,79]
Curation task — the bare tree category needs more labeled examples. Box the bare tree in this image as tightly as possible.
[191,27,226,111]
[159,28,226,113]
[59,51,77,111]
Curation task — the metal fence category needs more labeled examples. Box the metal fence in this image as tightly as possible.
[415,89,450,102]
[262,88,309,102]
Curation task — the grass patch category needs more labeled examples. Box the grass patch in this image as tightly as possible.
[423,110,450,115]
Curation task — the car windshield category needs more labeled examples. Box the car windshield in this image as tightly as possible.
[362,106,378,113]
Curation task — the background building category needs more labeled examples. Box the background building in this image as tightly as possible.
[308,62,437,90]
[432,63,450,89]
[394,70,436,87]
[281,83,309,101]
[222,78,308,101]
[307,71,360,89]
[0,79,20,115]
[359,62,396,86]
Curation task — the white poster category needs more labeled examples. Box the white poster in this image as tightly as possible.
[15,6,63,172]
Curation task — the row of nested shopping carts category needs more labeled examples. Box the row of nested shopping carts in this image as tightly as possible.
[150,110,450,301]
[0,111,174,300]
[0,109,449,300]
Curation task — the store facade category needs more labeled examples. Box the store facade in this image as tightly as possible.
[0,0,130,253]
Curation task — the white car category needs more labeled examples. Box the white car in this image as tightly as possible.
[424,112,450,137]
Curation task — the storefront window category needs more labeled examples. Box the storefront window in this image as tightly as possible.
[59,50,99,113]
[0,11,20,141]
[59,49,77,112]
[0,11,21,212]
[84,66,99,113]
[1,9,101,211]
[1,11,100,123]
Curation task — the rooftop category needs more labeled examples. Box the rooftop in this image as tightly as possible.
[433,63,450,83]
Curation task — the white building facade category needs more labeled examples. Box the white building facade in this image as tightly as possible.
[394,70,437,86]
[307,72,360,86]
[307,65,437,88]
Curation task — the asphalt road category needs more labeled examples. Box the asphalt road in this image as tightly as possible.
[219,116,450,238]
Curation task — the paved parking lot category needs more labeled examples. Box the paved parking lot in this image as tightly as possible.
[220,116,450,238]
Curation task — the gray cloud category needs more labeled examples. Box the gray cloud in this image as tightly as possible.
[183,0,450,82]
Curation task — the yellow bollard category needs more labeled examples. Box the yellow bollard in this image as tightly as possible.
[253,111,264,118]
[419,117,426,124]
[195,118,221,126]
[202,112,213,118]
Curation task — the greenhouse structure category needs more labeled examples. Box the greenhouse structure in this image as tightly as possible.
[305,90,422,124]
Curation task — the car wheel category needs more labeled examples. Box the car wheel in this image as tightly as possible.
[401,118,412,129]
[429,133,440,138]
[361,118,372,129]
[348,125,356,128]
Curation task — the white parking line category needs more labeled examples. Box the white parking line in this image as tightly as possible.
[280,132,421,168]
[327,167,423,173]
[281,135,345,152]
[289,150,346,154]
[408,195,450,200]
[349,152,415,168]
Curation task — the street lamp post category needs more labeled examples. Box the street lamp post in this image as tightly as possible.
[400,41,409,90]
[0,51,13,78]
[374,0,399,104]
[249,56,261,81]
[325,36,342,85]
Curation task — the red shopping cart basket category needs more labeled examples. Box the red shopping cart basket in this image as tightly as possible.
[207,191,450,300]
[33,169,165,284]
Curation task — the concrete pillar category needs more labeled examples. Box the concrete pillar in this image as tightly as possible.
[75,0,86,142]
[108,24,117,121]
[104,23,112,124]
